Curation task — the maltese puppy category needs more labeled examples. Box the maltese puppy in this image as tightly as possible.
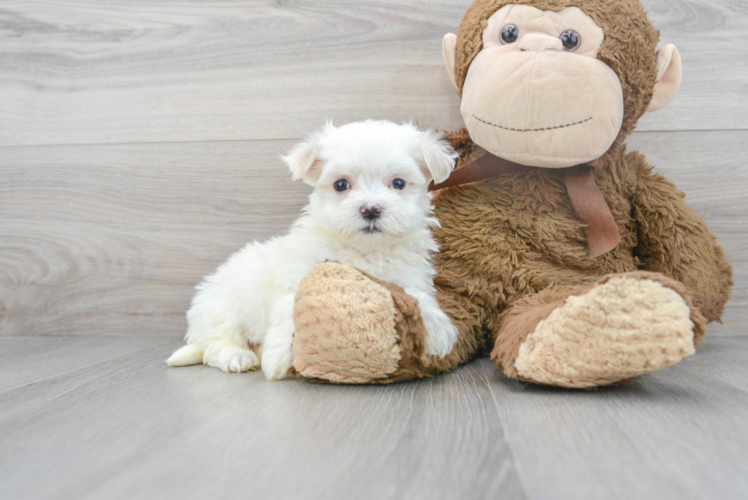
[166,120,459,380]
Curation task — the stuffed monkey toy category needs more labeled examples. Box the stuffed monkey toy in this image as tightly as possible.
[290,0,733,387]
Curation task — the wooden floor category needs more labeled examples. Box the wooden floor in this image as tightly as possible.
[1,1,747,498]
[1,335,747,499]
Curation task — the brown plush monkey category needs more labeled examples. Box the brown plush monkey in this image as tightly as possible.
[291,0,733,387]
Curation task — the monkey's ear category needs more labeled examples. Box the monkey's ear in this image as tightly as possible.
[419,129,458,184]
[442,33,459,91]
[281,125,331,185]
[647,44,682,112]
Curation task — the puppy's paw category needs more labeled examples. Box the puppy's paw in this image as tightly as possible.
[216,346,260,373]
[261,347,294,381]
[425,323,459,358]
[423,311,459,358]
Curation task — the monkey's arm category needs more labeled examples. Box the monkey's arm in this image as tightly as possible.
[631,152,733,322]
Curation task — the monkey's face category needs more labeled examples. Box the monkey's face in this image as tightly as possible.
[452,6,624,168]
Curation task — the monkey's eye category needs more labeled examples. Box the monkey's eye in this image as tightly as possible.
[334,179,349,192]
[560,29,581,51]
[500,24,520,44]
[391,178,406,190]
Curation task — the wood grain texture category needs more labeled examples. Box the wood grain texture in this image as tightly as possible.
[0,0,746,148]
[1,336,747,500]
[487,336,748,500]
[2,131,744,337]
[0,140,308,336]
[0,338,526,500]
[0,336,175,392]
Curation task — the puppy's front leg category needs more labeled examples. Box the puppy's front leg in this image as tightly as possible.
[405,288,459,358]
[261,293,297,380]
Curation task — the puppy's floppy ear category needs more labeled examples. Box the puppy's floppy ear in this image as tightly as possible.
[419,129,457,184]
[282,122,333,185]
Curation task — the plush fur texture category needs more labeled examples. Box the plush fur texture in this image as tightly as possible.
[293,138,730,386]
[453,0,660,142]
[290,0,733,387]
[449,5,626,167]
[167,120,459,380]
[432,132,730,384]
[513,275,696,387]
[294,262,433,384]
[294,261,484,383]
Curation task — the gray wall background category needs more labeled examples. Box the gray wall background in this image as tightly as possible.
[1,0,746,338]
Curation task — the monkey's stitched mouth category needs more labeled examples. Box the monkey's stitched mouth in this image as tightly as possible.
[472,115,593,133]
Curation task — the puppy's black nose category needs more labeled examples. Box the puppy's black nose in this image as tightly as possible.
[360,205,382,220]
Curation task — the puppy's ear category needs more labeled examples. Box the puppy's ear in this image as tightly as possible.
[282,124,332,185]
[419,129,457,184]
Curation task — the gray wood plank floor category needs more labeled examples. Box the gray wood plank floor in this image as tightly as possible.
[1,0,747,498]
[1,335,746,500]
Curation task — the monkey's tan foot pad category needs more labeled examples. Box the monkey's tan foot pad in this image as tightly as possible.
[514,276,699,388]
[292,262,430,384]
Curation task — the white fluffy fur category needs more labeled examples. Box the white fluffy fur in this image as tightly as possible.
[167,120,459,380]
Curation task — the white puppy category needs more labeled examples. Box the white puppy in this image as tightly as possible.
[166,120,459,380]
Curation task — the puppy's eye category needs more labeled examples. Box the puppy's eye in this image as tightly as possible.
[560,29,581,51]
[500,24,520,44]
[333,179,349,192]
[391,178,406,190]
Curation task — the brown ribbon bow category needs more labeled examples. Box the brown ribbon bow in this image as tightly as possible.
[429,151,620,258]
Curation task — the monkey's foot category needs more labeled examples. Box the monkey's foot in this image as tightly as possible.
[292,262,430,384]
[510,274,703,388]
